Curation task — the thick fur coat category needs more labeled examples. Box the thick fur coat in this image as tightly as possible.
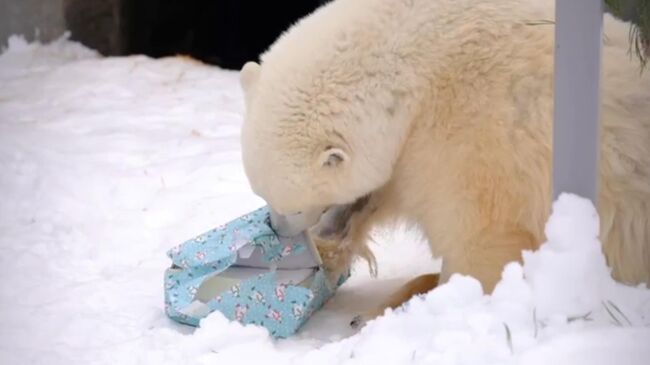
[239,0,650,317]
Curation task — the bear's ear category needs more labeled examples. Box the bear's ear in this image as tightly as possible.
[240,61,261,95]
[318,146,349,168]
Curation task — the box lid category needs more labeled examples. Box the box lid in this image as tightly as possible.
[166,206,322,274]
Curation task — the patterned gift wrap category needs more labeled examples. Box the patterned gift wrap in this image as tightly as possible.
[164,206,349,338]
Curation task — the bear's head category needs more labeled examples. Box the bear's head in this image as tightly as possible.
[238,19,416,226]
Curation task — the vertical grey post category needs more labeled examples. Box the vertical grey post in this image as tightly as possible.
[553,0,604,203]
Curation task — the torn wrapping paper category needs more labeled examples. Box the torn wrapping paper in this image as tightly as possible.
[164,206,349,338]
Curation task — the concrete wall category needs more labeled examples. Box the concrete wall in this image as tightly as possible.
[0,0,66,48]
[63,0,126,55]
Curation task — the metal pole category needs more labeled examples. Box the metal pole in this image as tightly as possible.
[552,0,604,203]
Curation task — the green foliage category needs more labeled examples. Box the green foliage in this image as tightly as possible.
[604,0,650,70]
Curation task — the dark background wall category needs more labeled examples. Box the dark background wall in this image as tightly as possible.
[1,0,331,70]
[127,0,332,69]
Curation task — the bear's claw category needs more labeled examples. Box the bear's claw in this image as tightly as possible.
[349,315,364,329]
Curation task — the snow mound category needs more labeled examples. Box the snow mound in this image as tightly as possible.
[524,194,616,319]
[1,36,649,365]
[0,33,99,79]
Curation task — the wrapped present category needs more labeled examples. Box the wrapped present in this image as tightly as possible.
[164,206,349,338]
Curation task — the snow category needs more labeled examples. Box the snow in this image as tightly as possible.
[1,34,649,365]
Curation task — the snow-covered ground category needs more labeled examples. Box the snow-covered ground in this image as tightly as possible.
[1,35,648,365]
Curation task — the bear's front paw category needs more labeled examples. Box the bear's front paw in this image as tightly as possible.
[310,234,354,281]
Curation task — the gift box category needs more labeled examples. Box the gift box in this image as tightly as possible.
[164,206,349,338]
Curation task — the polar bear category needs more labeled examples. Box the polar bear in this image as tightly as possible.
[239,0,650,323]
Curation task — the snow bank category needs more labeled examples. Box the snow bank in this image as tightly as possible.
[1,36,648,365]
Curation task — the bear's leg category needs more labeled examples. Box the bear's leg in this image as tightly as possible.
[431,140,546,293]
[350,227,537,328]
[349,150,546,327]
[439,227,538,292]
[350,273,439,328]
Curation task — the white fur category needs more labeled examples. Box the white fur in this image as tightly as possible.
[240,0,650,291]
